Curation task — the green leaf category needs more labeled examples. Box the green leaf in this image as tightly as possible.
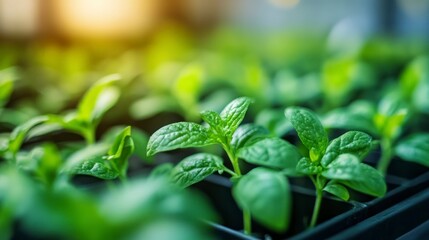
[285,107,328,160]
[322,154,361,180]
[200,110,224,136]
[102,126,150,163]
[374,92,409,140]
[171,153,224,188]
[149,163,174,179]
[219,97,253,136]
[231,124,270,151]
[130,95,176,120]
[68,157,119,180]
[8,116,49,155]
[340,164,386,197]
[296,157,322,175]
[396,134,429,167]
[412,79,429,114]
[106,126,134,177]
[255,109,292,137]
[232,168,291,232]
[321,131,372,167]
[322,154,386,197]
[238,138,300,171]
[77,74,121,123]
[323,182,350,201]
[63,143,110,174]
[147,122,216,156]
[0,67,17,107]
[322,101,377,135]
[399,56,429,99]
[172,64,204,120]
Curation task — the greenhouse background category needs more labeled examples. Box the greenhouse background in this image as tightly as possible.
[1,1,429,240]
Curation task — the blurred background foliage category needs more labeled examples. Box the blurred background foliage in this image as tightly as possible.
[1,0,428,129]
[1,0,429,239]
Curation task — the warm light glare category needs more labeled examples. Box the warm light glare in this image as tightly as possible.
[0,0,39,37]
[53,0,161,40]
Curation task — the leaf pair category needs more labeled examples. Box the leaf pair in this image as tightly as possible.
[63,126,134,180]
[147,97,253,156]
[43,74,122,144]
[286,107,386,199]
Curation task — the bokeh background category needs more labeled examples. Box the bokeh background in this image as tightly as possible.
[1,0,429,130]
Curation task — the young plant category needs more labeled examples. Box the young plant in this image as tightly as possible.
[147,97,300,235]
[7,125,134,186]
[285,107,386,228]
[323,92,414,175]
[62,126,134,182]
[46,74,122,145]
[0,166,217,240]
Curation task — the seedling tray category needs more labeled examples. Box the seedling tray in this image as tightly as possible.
[195,168,429,240]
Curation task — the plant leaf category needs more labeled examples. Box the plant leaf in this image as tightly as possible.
[322,105,377,135]
[396,133,429,167]
[171,153,224,188]
[63,143,110,173]
[146,122,215,156]
[8,116,49,155]
[322,154,386,197]
[285,107,328,160]
[200,110,224,136]
[231,124,270,151]
[296,157,323,175]
[0,67,17,108]
[323,182,350,201]
[107,126,134,177]
[321,131,372,167]
[172,64,203,120]
[322,154,361,180]
[255,109,292,137]
[238,138,300,171]
[219,97,253,136]
[232,168,291,232]
[77,74,121,123]
[340,164,386,197]
[69,157,119,180]
[149,163,174,180]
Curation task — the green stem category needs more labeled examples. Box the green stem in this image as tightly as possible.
[377,138,393,176]
[308,175,323,228]
[310,186,323,228]
[221,143,251,234]
[223,144,242,176]
[243,208,252,235]
[223,167,238,177]
[83,126,96,145]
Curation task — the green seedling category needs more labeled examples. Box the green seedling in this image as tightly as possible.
[130,64,204,121]
[62,126,134,182]
[147,97,301,234]
[322,91,423,175]
[285,107,386,228]
[0,166,217,240]
[9,126,134,185]
[46,74,121,145]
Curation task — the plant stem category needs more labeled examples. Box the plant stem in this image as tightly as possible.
[308,175,323,228]
[83,125,96,145]
[377,138,392,175]
[221,143,251,234]
[223,167,238,177]
[310,186,323,228]
[223,144,242,176]
[243,208,252,235]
